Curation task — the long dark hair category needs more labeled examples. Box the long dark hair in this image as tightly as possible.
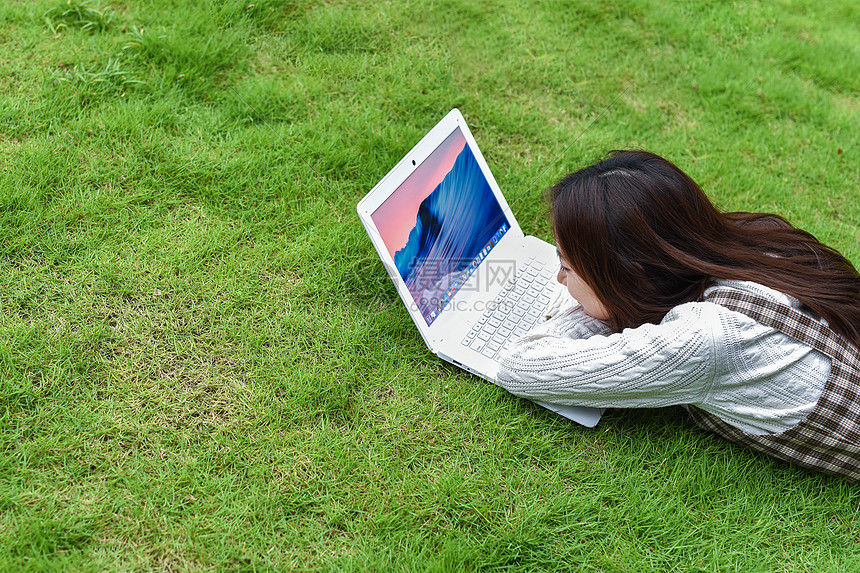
[550,150,860,348]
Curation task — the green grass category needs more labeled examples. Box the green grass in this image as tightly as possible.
[1,0,859,570]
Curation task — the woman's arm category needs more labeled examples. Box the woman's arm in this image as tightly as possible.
[496,302,721,409]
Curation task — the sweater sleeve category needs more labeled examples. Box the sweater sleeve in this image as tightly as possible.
[495,302,720,409]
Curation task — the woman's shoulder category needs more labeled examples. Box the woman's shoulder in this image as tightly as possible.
[694,279,829,348]
[702,279,809,312]
[659,279,809,341]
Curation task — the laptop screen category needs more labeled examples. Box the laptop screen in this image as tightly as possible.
[371,127,510,326]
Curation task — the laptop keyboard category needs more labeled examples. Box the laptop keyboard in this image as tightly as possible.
[461,258,556,359]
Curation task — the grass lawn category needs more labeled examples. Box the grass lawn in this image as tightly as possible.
[1,0,858,570]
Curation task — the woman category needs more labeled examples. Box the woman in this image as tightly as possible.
[496,150,860,481]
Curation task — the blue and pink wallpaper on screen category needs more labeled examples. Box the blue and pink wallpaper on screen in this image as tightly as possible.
[391,141,509,325]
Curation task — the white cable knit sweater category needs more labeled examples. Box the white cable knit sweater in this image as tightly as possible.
[496,279,829,435]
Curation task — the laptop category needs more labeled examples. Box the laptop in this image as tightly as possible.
[357,109,602,427]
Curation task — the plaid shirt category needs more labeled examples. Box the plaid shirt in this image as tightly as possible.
[688,288,860,482]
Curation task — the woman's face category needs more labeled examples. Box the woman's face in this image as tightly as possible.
[556,250,610,320]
